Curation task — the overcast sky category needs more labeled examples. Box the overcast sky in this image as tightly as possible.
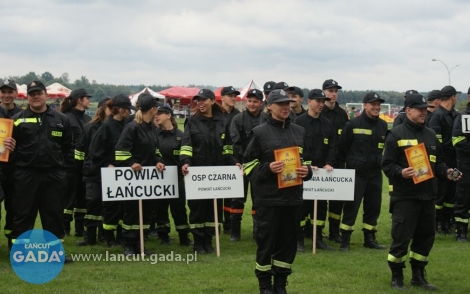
[1,0,469,92]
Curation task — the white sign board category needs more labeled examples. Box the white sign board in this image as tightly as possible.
[101,166,179,201]
[303,169,355,201]
[184,166,244,200]
[461,115,470,133]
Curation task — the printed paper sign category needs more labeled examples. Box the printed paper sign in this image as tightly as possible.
[303,169,355,200]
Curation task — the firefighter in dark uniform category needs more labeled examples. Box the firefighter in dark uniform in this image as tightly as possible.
[427,85,460,234]
[452,92,470,242]
[61,88,92,237]
[393,90,419,127]
[244,89,312,294]
[86,94,133,247]
[180,89,238,254]
[75,97,112,246]
[382,94,456,290]
[337,92,388,251]
[321,79,349,243]
[259,82,296,124]
[220,86,241,235]
[0,79,21,248]
[289,86,306,117]
[154,105,192,246]
[115,94,164,256]
[229,89,264,241]
[10,80,72,244]
[294,89,335,252]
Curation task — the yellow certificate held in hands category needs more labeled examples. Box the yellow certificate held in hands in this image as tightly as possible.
[404,142,434,184]
[0,118,13,162]
[274,146,302,189]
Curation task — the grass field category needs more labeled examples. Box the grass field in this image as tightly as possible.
[0,176,469,294]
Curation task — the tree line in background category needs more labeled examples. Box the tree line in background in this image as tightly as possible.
[6,71,468,108]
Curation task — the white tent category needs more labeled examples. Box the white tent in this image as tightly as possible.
[46,82,71,98]
[237,79,264,100]
[129,87,165,106]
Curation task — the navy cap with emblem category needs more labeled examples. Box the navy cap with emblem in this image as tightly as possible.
[290,86,304,98]
[267,89,296,104]
[308,89,330,100]
[322,79,342,90]
[273,82,294,91]
[27,80,47,94]
[1,79,17,91]
[221,86,240,96]
[113,94,136,111]
[404,89,419,98]
[246,89,264,100]
[405,94,431,108]
[193,88,215,100]
[427,90,441,102]
[263,81,276,93]
[363,92,385,103]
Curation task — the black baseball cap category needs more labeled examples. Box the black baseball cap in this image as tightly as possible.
[289,86,304,97]
[246,89,263,100]
[405,94,430,108]
[112,94,136,111]
[27,80,46,94]
[157,105,174,116]
[273,82,294,91]
[221,86,240,96]
[0,79,17,90]
[193,88,215,100]
[404,89,419,98]
[363,92,385,103]
[427,90,441,102]
[138,94,159,112]
[263,81,276,93]
[441,85,460,97]
[69,88,92,101]
[267,89,296,104]
[98,97,112,108]
[322,79,342,90]
[308,89,330,100]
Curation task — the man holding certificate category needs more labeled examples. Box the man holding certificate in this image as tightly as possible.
[382,94,458,290]
[243,89,312,294]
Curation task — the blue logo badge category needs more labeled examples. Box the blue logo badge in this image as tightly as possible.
[10,229,65,284]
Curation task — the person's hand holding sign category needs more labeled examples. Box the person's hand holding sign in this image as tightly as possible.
[269,161,285,173]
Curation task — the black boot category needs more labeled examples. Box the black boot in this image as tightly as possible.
[230,221,241,241]
[124,238,136,256]
[193,234,206,254]
[297,229,305,253]
[410,265,437,291]
[63,221,71,237]
[363,229,386,249]
[440,219,453,235]
[258,276,273,294]
[178,231,193,246]
[316,228,335,251]
[203,234,215,253]
[304,220,312,238]
[135,239,153,255]
[104,229,119,247]
[77,227,97,246]
[158,231,171,245]
[456,222,468,242]
[435,211,443,234]
[328,218,342,243]
[74,219,84,237]
[97,225,106,243]
[273,275,288,294]
[390,266,406,290]
[340,231,351,251]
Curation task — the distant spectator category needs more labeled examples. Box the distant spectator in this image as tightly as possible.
[349,107,356,119]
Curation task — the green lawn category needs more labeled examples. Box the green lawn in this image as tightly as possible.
[1,176,469,294]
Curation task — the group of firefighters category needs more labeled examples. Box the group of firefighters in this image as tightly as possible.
[0,77,468,293]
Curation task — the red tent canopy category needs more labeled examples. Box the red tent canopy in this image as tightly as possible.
[214,87,242,101]
[158,86,200,106]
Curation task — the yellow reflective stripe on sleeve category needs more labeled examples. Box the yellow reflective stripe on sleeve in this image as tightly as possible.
[173,150,181,156]
[180,146,193,157]
[115,150,132,161]
[303,160,312,165]
[444,202,454,208]
[455,217,469,224]
[340,224,354,231]
[452,136,466,146]
[298,147,303,154]
[243,159,260,176]
[352,128,372,135]
[409,251,428,262]
[363,223,377,231]
[328,212,341,220]
[103,224,118,230]
[337,129,342,135]
[64,209,73,215]
[388,254,405,263]
[74,150,85,160]
[222,145,233,155]
[73,208,87,213]
[323,138,328,144]
[397,139,418,147]
[14,117,40,126]
[389,185,393,192]
[429,155,436,162]
[256,263,272,272]
[435,205,443,210]
[378,142,384,149]
[272,259,292,269]
[51,131,62,137]
[221,133,225,139]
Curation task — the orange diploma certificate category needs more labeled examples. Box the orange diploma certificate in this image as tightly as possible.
[404,142,434,184]
[274,146,302,189]
[0,118,13,162]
